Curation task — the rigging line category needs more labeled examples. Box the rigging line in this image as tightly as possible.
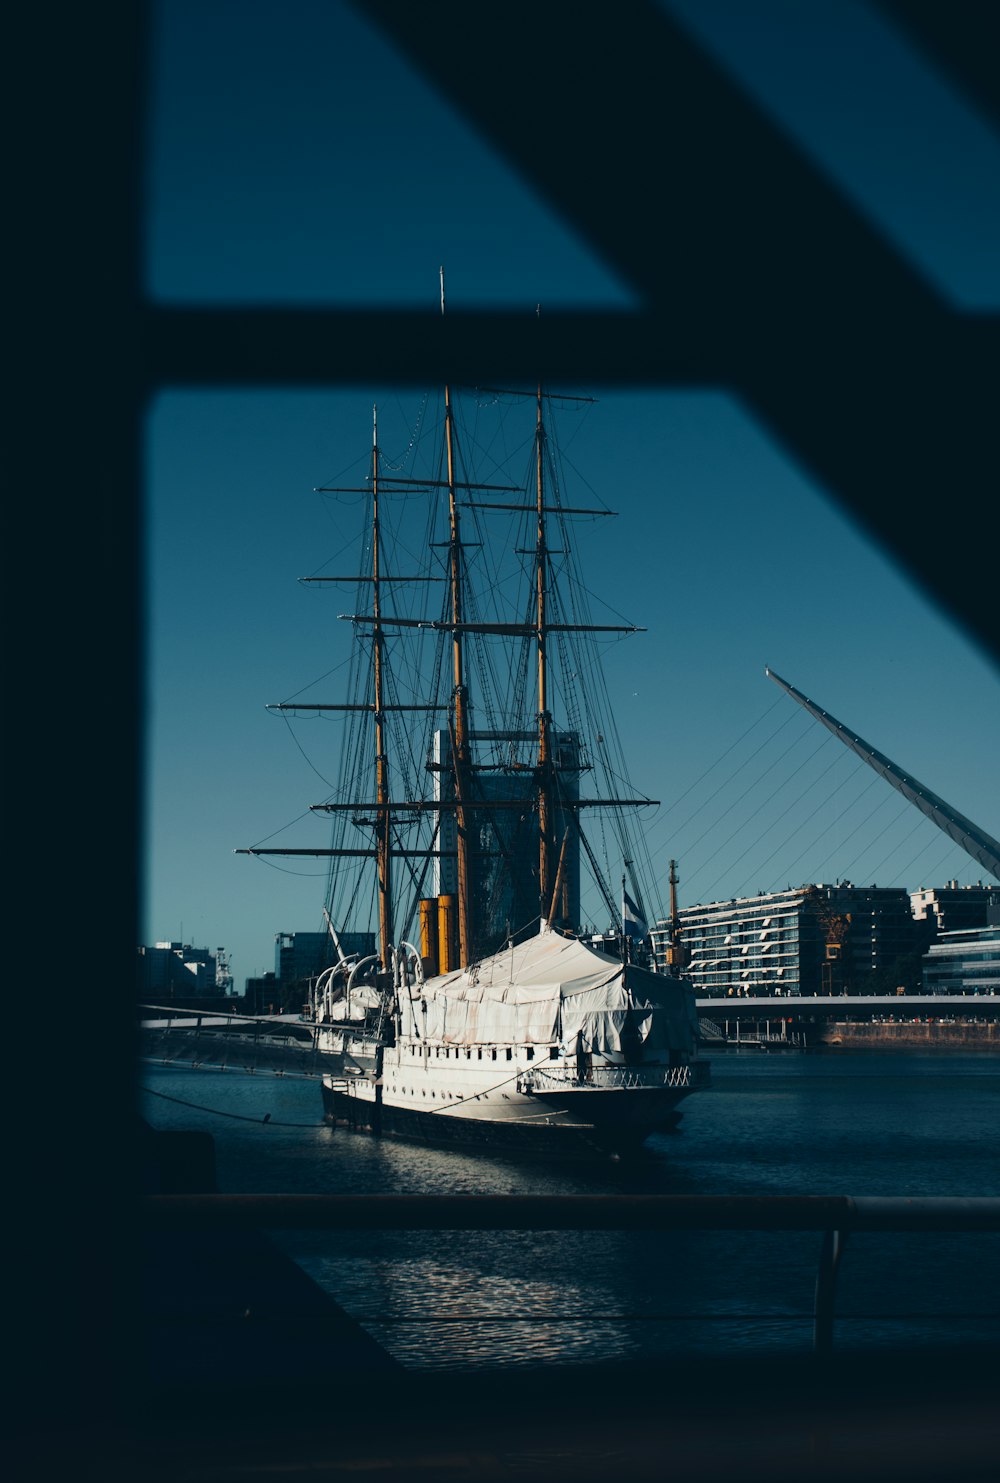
[401,821,442,946]
[143,1087,324,1126]
[590,754,657,804]
[278,710,339,791]
[762,759,875,891]
[303,521,364,576]
[556,572,639,629]
[314,418,400,492]
[684,733,839,889]
[382,389,430,472]
[390,815,434,903]
[252,857,333,879]
[573,813,620,929]
[549,436,609,501]
[328,857,369,940]
[273,651,355,705]
[423,1053,556,1114]
[247,805,323,850]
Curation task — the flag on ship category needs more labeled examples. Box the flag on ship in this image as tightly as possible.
[622,888,648,940]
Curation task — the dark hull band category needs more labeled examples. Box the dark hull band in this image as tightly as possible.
[321,1081,691,1158]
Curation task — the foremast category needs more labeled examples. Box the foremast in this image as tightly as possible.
[238,412,446,971]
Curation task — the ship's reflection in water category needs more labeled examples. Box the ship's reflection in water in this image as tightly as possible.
[142,1053,1000,1368]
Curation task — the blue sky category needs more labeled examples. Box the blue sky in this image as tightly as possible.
[144,2,999,982]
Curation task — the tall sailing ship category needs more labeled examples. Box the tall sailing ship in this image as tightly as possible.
[241,367,708,1155]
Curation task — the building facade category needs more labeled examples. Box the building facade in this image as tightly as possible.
[274,930,376,986]
[138,941,219,998]
[651,884,920,998]
[910,883,995,934]
[922,924,1000,996]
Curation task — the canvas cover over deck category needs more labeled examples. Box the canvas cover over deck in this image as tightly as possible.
[410,927,699,1059]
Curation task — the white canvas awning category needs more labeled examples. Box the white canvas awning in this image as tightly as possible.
[414,927,699,1059]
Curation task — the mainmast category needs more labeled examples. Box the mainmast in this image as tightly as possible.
[437,383,656,943]
[535,383,553,915]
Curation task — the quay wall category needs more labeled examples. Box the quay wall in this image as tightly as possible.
[818,1020,999,1048]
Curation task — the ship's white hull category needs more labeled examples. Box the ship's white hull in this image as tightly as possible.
[322,1048,709,1157]
[314,1024,380,1074]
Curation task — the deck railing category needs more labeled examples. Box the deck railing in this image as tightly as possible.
[146,1193,1000,1355]
[524,1063,700,1091]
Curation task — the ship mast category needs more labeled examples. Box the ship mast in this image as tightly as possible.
[370,407,393,963]
[441,270,474,966]
[242,385,661,959]
[535,383,553,915]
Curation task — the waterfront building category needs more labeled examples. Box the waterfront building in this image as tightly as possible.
[243,971,277,1014]
[910,882,995,933]
[651,884,919,998]
[138,941,218,998]
[922,924,1000,996]
[274,929,376,986]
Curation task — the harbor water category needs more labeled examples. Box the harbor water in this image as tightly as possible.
[142,1050,1000,1369]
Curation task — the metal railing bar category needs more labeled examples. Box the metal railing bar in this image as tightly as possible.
[146,1193,1000,1233]
[146,1194,1000,1357]
[815,1227,849,1355]
[145,1311,1000,1325]
[337,1313,1000,1325]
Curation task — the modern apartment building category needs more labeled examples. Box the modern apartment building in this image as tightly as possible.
[138,941,219,998]
[922,924,1000,995]
[910,882,995,934]
[651,883,919,998]
[274,929,377,986]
